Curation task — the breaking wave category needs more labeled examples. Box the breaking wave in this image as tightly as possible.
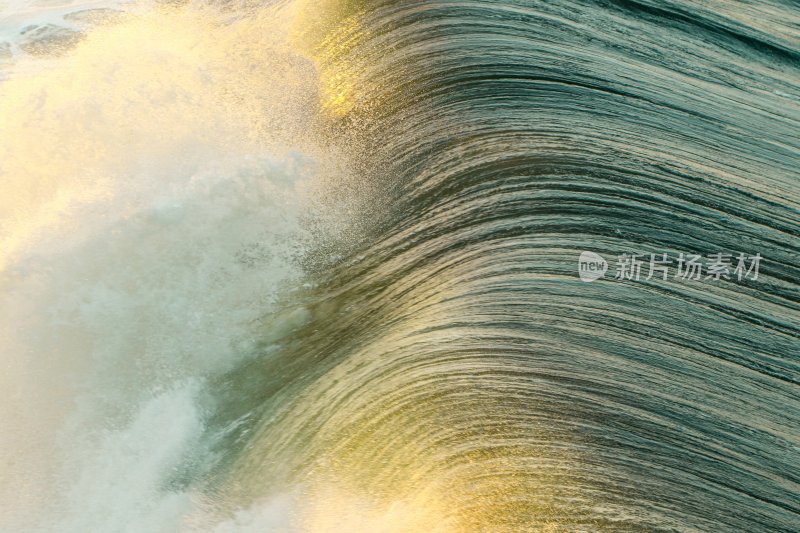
[0,0,798,531]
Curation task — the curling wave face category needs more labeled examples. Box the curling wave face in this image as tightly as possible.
[213,1,800,531]
[0,0,798,532]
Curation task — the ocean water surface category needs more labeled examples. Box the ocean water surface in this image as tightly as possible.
[0,0,798,531]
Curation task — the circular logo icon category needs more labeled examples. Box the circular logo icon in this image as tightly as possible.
[578,251,607,282]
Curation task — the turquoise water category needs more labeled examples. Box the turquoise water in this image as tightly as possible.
[0,1,797,531]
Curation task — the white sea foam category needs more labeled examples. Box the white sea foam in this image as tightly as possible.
[0,3,337,530]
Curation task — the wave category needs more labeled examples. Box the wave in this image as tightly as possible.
[0,0,798,531]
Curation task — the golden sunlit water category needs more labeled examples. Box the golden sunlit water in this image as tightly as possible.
[1,0,798,531]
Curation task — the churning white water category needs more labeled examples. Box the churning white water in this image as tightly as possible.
[0,2,342,530]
